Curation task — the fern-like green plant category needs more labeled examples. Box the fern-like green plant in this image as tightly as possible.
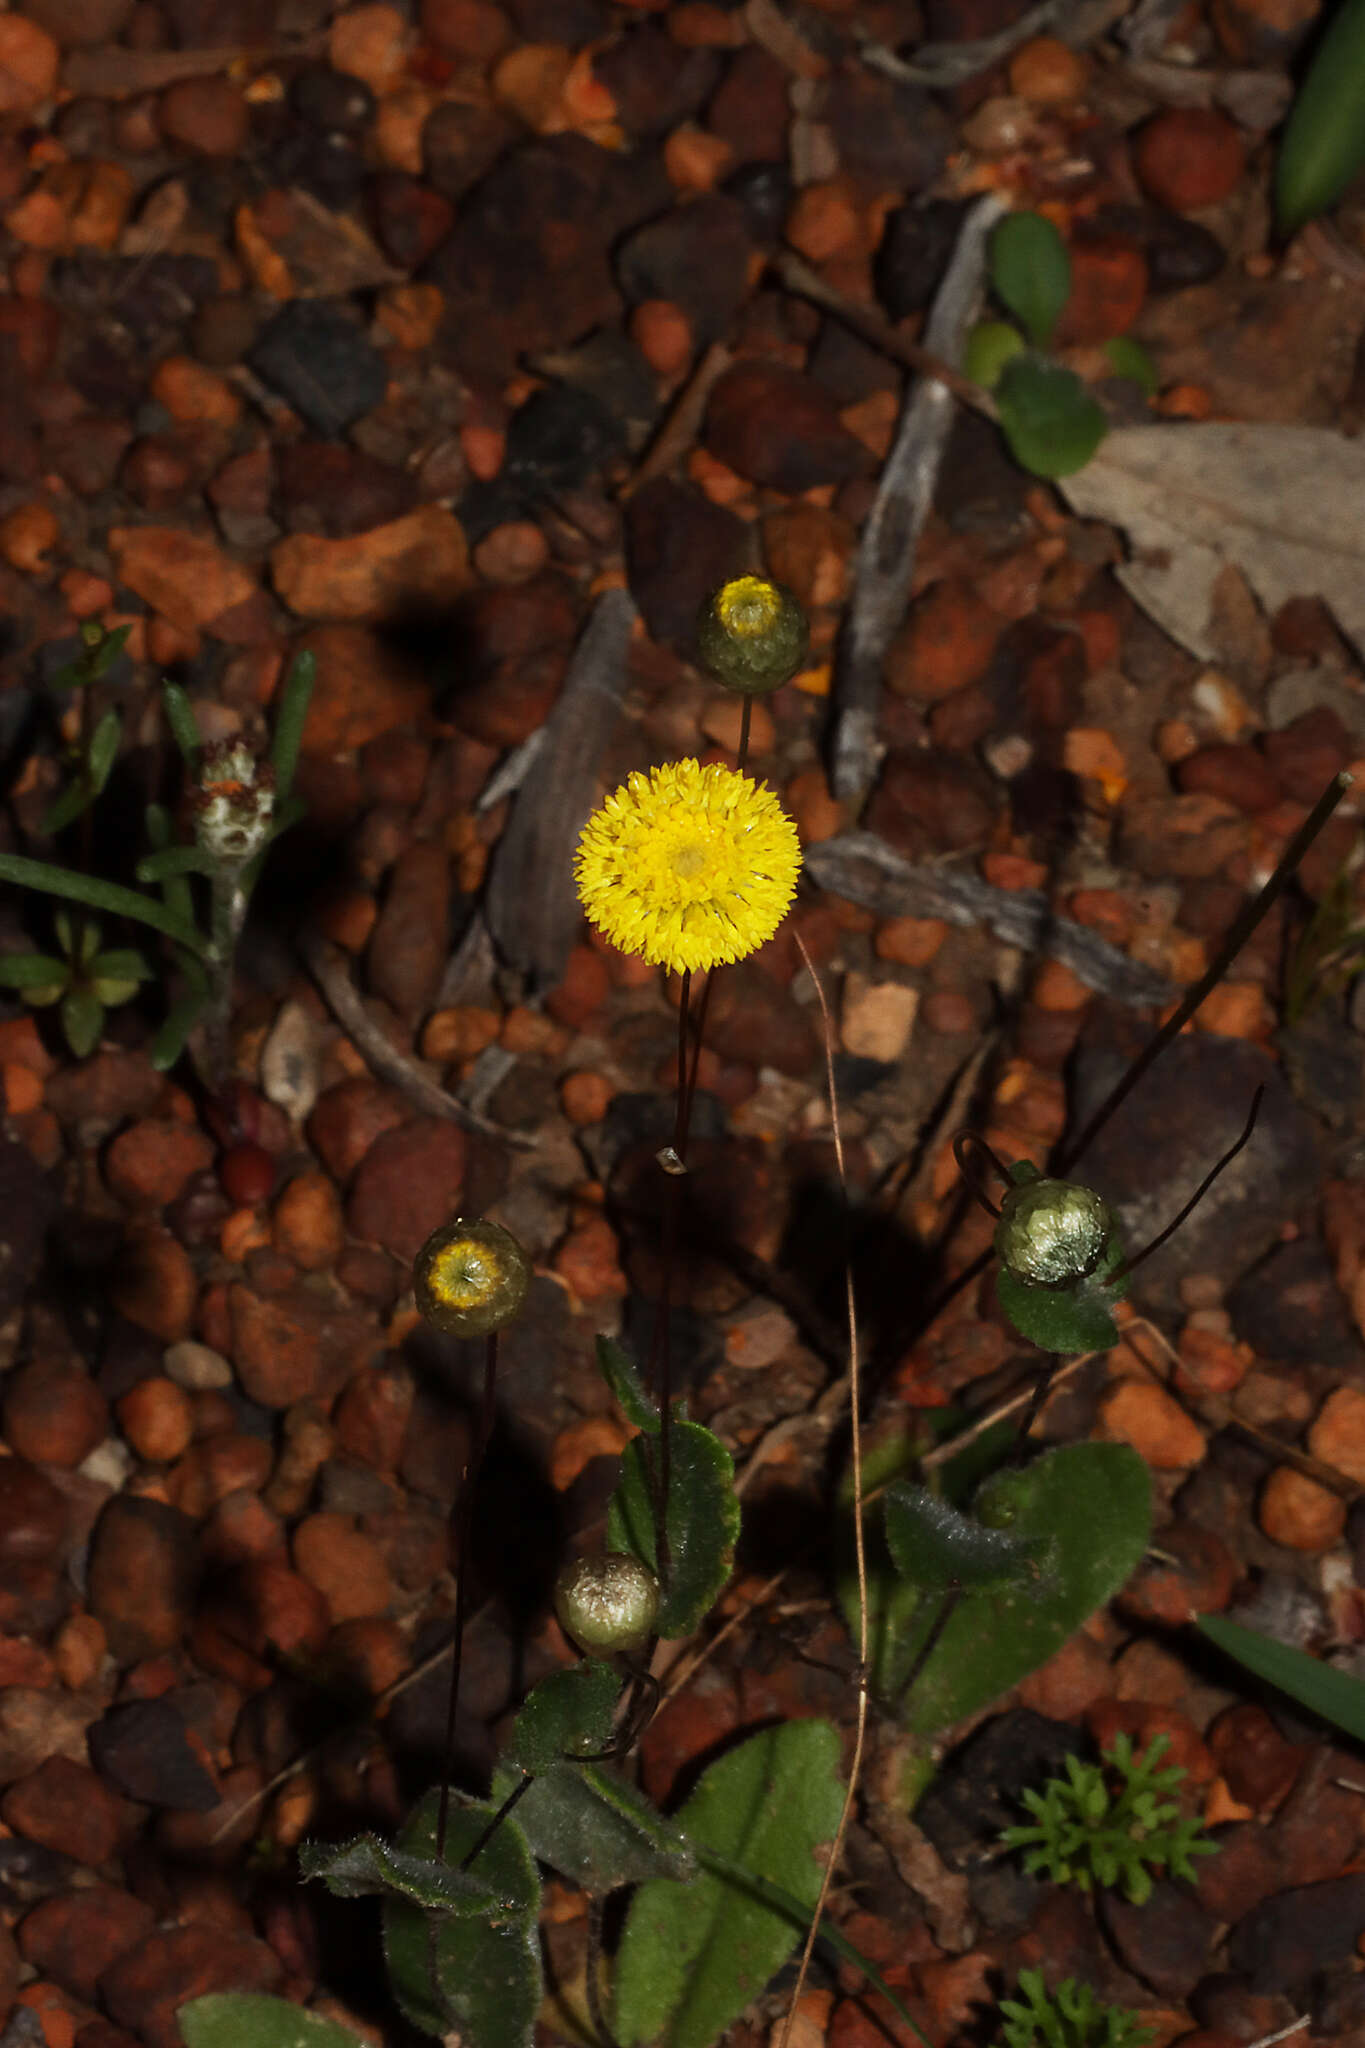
[998,1971,1155,2048]
[1000,1733,1218,1905]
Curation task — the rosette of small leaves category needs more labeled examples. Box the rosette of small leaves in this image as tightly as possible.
[1000,1733,1218,1905]
[0,910,152,1059]
[997,1971,1156,2048]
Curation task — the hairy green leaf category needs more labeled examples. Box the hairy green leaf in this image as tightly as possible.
[381,1792,541,2047]
[507,1660,623,1775]
[607,1415,739,1636]
[614,1720,845,2048]
[597,1333,659,1431]
[177,1993,371,2048]
[883,1481,1048,1593]
[300,1826,531,1915]
[495,1760,694,1891]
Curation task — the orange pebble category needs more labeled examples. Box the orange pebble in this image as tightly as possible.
[220,1207,272,1261]
[1193,980,1270,1040]
[146,614,201,667]
[1157,382,1214,419]
[2,1062,42,1115]
[1008,34,1089,102]
[630,297,693,378]
[662,122,733,190]
[58,567,113,617]
[549,1412,632,1490]
[785,178,863,262]
[117,1376,195,1462]
[1259,1465,1345,1552]
[875,915,947,967]
[460,420,504,480]
[0,500,58,574]
[17,1984,76,2048]
[149,353,242,428]
[1031,958,1091,1012]
[52,1611,106,1690]
[560,1069,614,1125]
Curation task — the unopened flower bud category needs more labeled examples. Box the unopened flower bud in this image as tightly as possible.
[193,740,276,866]
[554,1553,660,1657]
[696,576,808,695]
[995,1176,1115,1289]
[413,1217,531,1337]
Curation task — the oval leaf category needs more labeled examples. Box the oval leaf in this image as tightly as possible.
[996,354,1108,479]
[507,1660,623,1775]
[1276,0,1365,231]
[381,1792,541,2047]
[597,1334,659,1432]
[964,319,1027,389]
[990,212,1072,349]
[884,1481,1048,1593]
[299,1828,529,1915]
[614,1720,845,2048]
[178,1993,371,2048]
[607,1415,739,1638]
[493,1759,695,1891]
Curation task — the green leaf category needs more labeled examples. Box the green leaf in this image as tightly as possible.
[145,801,197,932]
[607,1415,739,1637]
[883,1481,1048,1593]
[495,1760,695,1891]
[890,1443,1150,1732]
[177,1992,371,2048]
[61,986,104,1059]
[269,650,316,801]
[162,680,202,765]
[597,1334,659,1431]
[149,988,207,1072]
[41,777,97,837]
[995,1248,1127,1354]
[0,852,205,953]
[136,845,215,884]
[1197,1612,1365,1740]
[91,948,153,983]
[964,319,1027,390]
[1276,0,1365,231]
[88,706,122,795]
[381,1792,541,2047]
[91,622,133,678]
[1103,335,1159,396]
[507,1661,624,1775]
[0,952,70,991]
[300,1828,532,1916]
[995,354,1108,479]
[614,1721,845,2048]
[990,211,1072,349]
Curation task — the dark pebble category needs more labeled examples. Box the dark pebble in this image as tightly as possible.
[263,124,366,212]
[423,98,518,202]
[809,316,902,404]
[1067,1030,1320,1312]
[0,1461,67,1568]
[248,300,388,438]
[723,158,792,245]
[708,46,789,160]
[499,381,625,500]
[921,0,1032,38]
[624,477,749,651]
[89,1699,220,1812]
[369,173,455,270]
[1191,1823,1283,1924]
[1227,1236,1363,1371]
[100,1925,283,2048]
[190,293,268,369]
[1143,210,1228,292]
[0,1137,57,1322]
[367,841,453,1022]
[276,441,418,537]
[917,1709,1086,1865]
[1228,1873,1365,1998]
[508,0,608,41]
[867,749,997,859]
[291,63,376,134]
[617,190,754,345]
[1263,705,1354,804]
[817,67,953,190]
[1101,1880,1219,1998]
[86,1496,200,1663]
[593,23,720,137]
[705,358,867,491]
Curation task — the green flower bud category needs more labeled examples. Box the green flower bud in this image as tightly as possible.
[413,1217,531,1336]
[554,1553,660,1657]
[995,1177,1115,1289]
[696,576,808,695]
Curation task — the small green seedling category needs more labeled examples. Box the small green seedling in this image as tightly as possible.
[998,1970,1156,2048]
[967,211,1156,479]
[0,909,153,1059]
[1001,1732,1219,1905]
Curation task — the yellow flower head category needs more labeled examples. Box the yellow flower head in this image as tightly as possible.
[575,758,802,975]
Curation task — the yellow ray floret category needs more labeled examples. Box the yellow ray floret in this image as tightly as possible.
[575,758,803,975]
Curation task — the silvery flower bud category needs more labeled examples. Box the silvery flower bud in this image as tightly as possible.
[995,1176,1115,1289]
[554,1554,660,1657]
[193,740,276,866]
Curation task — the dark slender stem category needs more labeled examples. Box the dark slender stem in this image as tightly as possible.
[1058,773,1352,1176]
[585,1894,619,2048]
[436,1331,500,1861]
[899,1585,962,1703]
[737,696,752,773]
[458,1771,533,1872]
[1114,1085,1265,1284]
[951,1129,1009,1217]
